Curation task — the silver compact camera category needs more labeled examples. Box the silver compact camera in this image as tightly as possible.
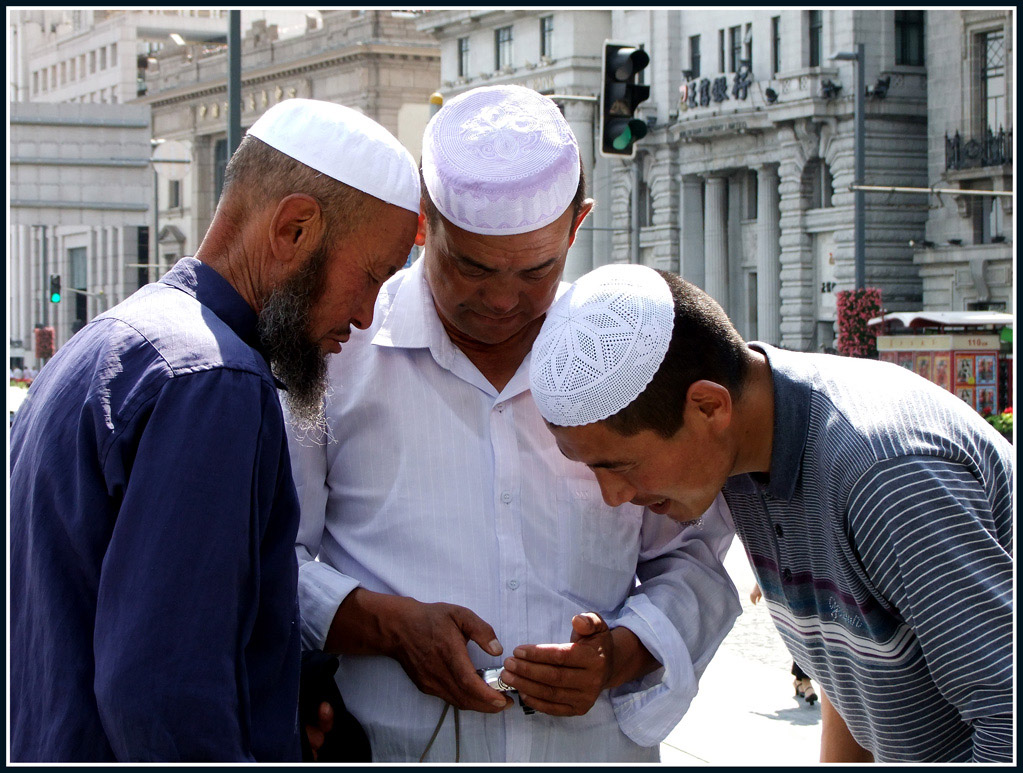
[476,668,535,715]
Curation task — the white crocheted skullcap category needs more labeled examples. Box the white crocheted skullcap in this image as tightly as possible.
[247,98,421,214]
[530,264,674,427]
[422,85,581,235]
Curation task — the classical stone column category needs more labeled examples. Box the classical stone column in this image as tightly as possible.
[680,175,705,287]
[756,165,781,344]
[563,99,594,281]
[703,176,728,311]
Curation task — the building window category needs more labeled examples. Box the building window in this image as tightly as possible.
[60,61,66,85]
[718,29,725,72]
[689,35,701,78]
[32,71,39,94]
[51,65,57,88]
[771,16,781,75]
[808,160,834,208]
[100,47,107,70]
[168,179,181,209]
[136,226,149,290]
[110,43,118,67]
[895,11,924,66]
[540,15,553,59]
[729,25,742,72]
[495,26,513,70]
[89,50,96,73]
[747,170,759,219]
[980,31,1006,133]
[110,85,117,103]
[638,178,653,228]
[69,246,88,333]
[457,37,470,77]
[968,185,1004,244]
[744,23,753,66]
[69,58,76,80]
[808,10,823,67]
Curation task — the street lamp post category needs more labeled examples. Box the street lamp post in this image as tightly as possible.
[831,44,865,290]
[227,10,242,156]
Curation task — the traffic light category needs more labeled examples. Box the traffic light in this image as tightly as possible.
[49,274,61,303]
[600,41,651,158]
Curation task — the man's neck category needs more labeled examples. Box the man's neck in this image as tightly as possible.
[438,313,544,393]
[731,349,776,476]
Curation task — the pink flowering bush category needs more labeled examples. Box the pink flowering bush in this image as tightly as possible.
[836,287,882,358]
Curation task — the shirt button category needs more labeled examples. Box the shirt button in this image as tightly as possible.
[501,492,512,504]
[782,568,793,582]
[495,403,505,413]
[507,579,519,590]
[775,524,784,537]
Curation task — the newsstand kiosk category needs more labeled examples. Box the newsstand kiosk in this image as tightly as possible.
[869,311,1014,417]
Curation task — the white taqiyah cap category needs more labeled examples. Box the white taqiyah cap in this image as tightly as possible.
[530,264,674,427]
[422,85,580,235]
[247,98,421,214]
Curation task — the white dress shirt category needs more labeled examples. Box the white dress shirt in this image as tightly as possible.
[289,257,741,762]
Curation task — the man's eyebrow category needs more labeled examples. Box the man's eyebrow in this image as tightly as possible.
[453,252,559,274]
[553,445,625,469]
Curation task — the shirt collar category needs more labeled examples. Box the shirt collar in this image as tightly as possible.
[750,342,812,501]
[372,257,444,352]
[160,257,279,382]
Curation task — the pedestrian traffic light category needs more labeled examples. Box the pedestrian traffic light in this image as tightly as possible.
[49,274,61,303]
[600,41,651,158]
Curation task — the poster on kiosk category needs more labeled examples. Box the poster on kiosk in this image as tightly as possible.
[870,311,1013,418]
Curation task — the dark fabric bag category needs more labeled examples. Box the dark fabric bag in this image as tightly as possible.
[299,650,372,762]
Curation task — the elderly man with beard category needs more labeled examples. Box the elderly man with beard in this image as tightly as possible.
[8,99,420,762]
[287,86,740,762]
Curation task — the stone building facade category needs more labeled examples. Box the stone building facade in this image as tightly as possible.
[610,9,932,350]
[7,9,317,367]
[139,10,440,269]
[9,103,152,362]
[914,10,1013,312]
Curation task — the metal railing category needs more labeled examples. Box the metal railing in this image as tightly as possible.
[945,128,1012,171]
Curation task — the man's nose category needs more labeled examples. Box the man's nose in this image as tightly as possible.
[479,282,518,315]
[593,468,636,508]
[351,291,376,330]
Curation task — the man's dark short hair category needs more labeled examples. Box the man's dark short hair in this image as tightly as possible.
[221,134,372,242]
[602,271,751,439]
[420,158,588,234]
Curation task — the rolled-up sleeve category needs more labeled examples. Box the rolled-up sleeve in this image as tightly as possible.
[607,495,740,746]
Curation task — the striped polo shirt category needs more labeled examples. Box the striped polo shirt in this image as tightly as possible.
[724,344,1013,762]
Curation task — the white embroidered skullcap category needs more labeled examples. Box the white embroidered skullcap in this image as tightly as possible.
[530,264,674,427]
[422,85,580,235]
[247,98,421,214]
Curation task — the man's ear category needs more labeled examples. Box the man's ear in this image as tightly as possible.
[415,202,428,247]
[567,198,595,248]
[268,193,324,264]
[685,380,733,430]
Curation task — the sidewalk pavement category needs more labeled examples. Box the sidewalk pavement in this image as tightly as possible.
[659,536,822,764]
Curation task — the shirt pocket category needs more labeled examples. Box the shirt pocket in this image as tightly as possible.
[555,476,643,612]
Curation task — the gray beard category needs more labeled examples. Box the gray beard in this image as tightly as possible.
[257,245,329,436]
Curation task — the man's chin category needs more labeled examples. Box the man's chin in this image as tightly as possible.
[649,498,706,524]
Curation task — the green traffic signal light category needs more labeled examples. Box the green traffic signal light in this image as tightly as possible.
[612,119,649,150]
[49,274,61,303]
[600,41,651,158]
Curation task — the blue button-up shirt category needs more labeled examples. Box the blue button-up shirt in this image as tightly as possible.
[10,258,302,762]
